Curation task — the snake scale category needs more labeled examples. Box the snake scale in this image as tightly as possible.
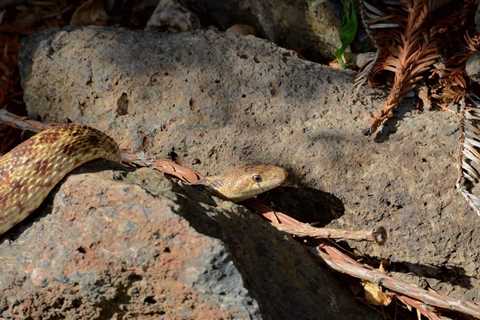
[0,124,287,236]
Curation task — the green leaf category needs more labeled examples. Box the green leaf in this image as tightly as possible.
[335,0,358,68]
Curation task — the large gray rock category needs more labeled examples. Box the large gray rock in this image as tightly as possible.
[184,0,342,59]
[18,27,479,302]
[146,0,201,32]
[0,166,376,319]
[466,52,480,82]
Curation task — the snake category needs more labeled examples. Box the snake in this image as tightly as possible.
[0,124,287,236]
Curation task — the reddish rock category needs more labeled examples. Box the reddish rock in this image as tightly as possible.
[0,167,377,319]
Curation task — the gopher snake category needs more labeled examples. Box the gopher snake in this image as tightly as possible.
[0,124,287,236]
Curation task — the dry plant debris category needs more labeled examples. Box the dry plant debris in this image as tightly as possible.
[457,95,480,216]
[315,243,480,319]
[357,0,440,135]
[355,0,478,133]
[356,0,480,215]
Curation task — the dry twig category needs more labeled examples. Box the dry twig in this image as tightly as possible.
[396,295,442,320]
[152,159,202,183]
[0,108,48,131]
[314,243,480,318]
[145,157,387,243]
[273,221,386,244]
[245,199,387,244]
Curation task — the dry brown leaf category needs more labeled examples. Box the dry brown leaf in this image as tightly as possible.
[361,280,393,306]
[70,0,108,26]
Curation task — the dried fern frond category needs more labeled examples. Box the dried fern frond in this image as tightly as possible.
[457,95,480,215]
[428,0,458,11]
[402,0,429,37]
[354,0,403,91]
[355,0,442,130]
[358,0,403,54]
[367,40,439,134]
[364,0,440,134]
[430,65,468,108]
[356,0,478,135]
[429,29,480,109]
[466,32,480,52]
[356,0,480,215]
[354,50,392,92]
[361,1,401,32]
[353,52,377,92]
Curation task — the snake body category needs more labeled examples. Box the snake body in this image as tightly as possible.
[0,125,121,236]
[0,124,287,236]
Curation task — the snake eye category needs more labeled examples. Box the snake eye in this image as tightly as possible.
[252,174,262,183]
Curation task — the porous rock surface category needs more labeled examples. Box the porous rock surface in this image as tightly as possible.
[0,166,376,319]
[16,27,480,303]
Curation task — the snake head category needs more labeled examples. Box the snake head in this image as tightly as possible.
[201,164,288,202]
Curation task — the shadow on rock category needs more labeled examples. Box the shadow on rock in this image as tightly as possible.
[258,186,345,226]
[168,180,378,320]
[390,260,473,290]
[373,99,418,143]
[357,253,473,290]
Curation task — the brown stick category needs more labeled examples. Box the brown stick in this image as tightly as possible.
[244,199,387,244]
[314,243,480,318]
[152,159,202,183]
[0,109,48,132]
[396,295,442,320]
[272,219,387,244]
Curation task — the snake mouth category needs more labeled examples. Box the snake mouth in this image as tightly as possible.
[255,181,282,195]
[256,183,266,194]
